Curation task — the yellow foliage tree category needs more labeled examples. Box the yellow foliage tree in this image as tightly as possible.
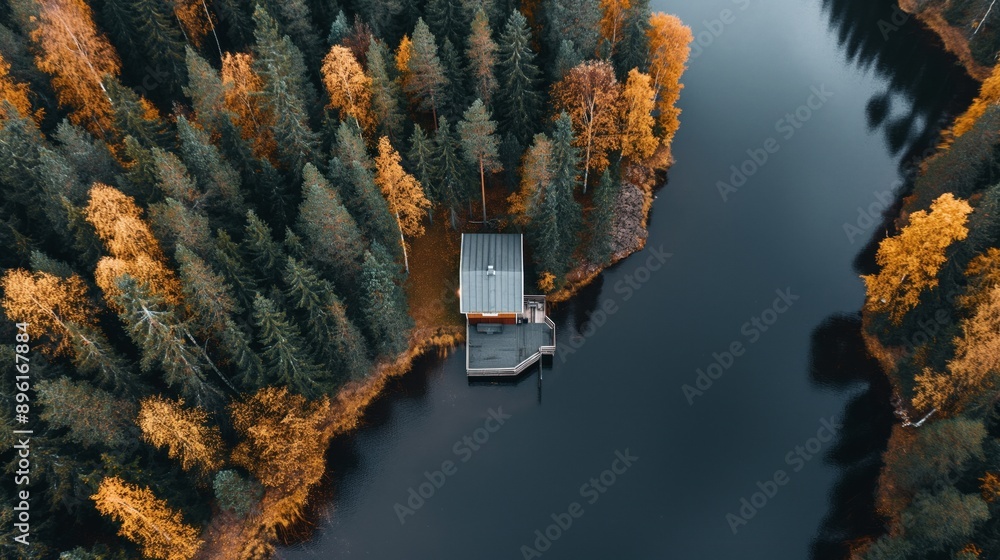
[599,0,632,56]
[84,183,181,306]
[221,52,276,160]
[863,193,972,323]
[1,270,94,356]
[943,64,1000,148]
[230,387,329,527]
[0,53,40,122]
[647,13,692,155]
[28,0,120,134]
[172,0,214,50]
[92,476,202,560]
[321,45,373,134]
[508,133,553,225]
[138,396,223,473]
[551,60,621,190]
[619,69,658,162]
[395,34,412,94]
[374,136,430,272]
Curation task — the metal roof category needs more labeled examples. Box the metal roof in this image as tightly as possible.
[460,234,524,314]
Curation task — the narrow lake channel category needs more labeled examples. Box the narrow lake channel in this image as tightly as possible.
[281,0,977,558]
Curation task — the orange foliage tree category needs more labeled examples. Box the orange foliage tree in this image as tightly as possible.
[84,183,181,306]
[0,53,39,122]
[138,396,224,473]
[943,63,1000,148]
[221,52,276,160]
[1,269,94,356]
[619,68,658,162]
[172,0,215,51]
[599,0,632,56]
[230,387,330,527]
[647,12,692,156]
[321,45,373,133]
[551,60,621,190]
[28,0,120,134]
[374,136,430,272]
[92,476,203,560]
[862,193,972,323]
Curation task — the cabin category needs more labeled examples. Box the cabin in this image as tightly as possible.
[460,234,555,376]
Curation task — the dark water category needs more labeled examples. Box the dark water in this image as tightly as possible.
[280,1,976,558]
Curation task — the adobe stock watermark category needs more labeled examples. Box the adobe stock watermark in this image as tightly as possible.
[878,4,913,41]
[519,449,639,559]
[717,85,834,202]
[557,246,672,363]
[842,183,898,244]
[682,288,800,405]
[392,406,511,524]
[690,0,753,60]
[726,416,842,535]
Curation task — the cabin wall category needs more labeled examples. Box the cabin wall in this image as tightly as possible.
[467,313,518,325]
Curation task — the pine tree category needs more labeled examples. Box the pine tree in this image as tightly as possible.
[183,47,230,134]
[113,275,223,407]
[496,10,543,145]
[588,168,619,265]
[553,39,583,81]
[242,210,285,282]
[105,78,173,151]
[37,377,136,449]
[353,0,403,38]
[176,115,244,215]
[251,294,328,397]
[259,0,323,68]
[367,38,406,143]
[212,0,254,47]
[52,120,119,188]
[432,116,471,219]
[360,244,413,356]
[404,19,448,123]
[407,124,436,194]
[213,470,262,518]
[296,163,365,290]
[114,0,188,99]
[375,136,431,271]
[176,245,240,339]
[342,160,402,257]
[283,258,371,381]
[211,229,260,312]
[612,0,651,78]
[466,9,498,107]
[92,476,203,560]
[458,99,502,221]
[426,0,470,49]
[251,5,320,178]
[439,38,468,122]
[531,113,582,282]
[149,197,212,259]
[543,0,602,58]
[328,10,349,44]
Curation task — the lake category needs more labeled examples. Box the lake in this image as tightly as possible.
[280,0,976,558]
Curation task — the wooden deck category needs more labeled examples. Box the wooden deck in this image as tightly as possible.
[466,317,555,377]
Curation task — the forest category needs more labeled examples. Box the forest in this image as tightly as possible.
[855,57,1000,559]
[0,0,691,558]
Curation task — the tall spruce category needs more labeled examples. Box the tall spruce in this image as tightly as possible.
[251,293,328,397]
[360,243,412,356]
[296,163,365,292]
[458,99,502,221]
[496,10,543,145]
[432,116,471,220]
[405,19,448,124]
[531,113,582,281]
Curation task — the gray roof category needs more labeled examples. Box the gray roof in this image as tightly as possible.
[460,234,524,314]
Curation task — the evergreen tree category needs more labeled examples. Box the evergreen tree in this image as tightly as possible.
[407,124,436,193]
[458,99,502,221]
[341,160,402,258]
[543,0,601,59]
[112,275,224,408]
[242,210,285,282]
[404,19,448,123]
[353,0,403,38]
[432,116,472,220]
[553,39,584,81]
[105,78,173,151]
[251,5,320,178]
[259,0,323,68]
[328,10,350,44]
[296,163,365,291]
[426,0,470,50]
[101,0,187,100]
[212,229,260,312]
[439,38,468,122]
[367,38,406,142]
[531,113,582,281]
[212,0,254,47]
[611,0,652,78]
[52,120,119,189]
[588,168,619,265]
[176,115,245,216]
[219,317,265,389]
[360,244,413,356]
[283,258,371,380]
[252,293,328,397]
[37,376,136,449]
[496,10,543,145]
[499,131,522,188]
[176,245,240,340]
